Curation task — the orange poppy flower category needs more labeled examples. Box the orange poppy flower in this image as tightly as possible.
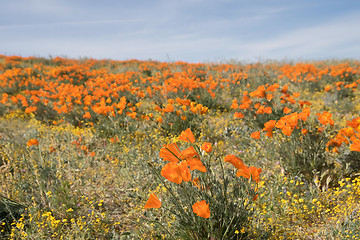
[236,165,262,183]
[266,94,273,101]
[282,126,293,136]
[192,200,210,218]
[263,120,276,131]
[201,142,212,153]
[299,107,310,121]
[346,117,360,130]
[126,112,137,119]
[339,127,355,138]
[264,107,272,114]
[266,83,279,92]
[10,96,18,104]
[27,139,39,146]
[264,130,273,138]
[292,92,300,98]
[144,193,161,209]
[25,106,37,113]
[156,116,163,123]
[283,107,291,114]
[316,111,334,126]
[179,128,195,143]
[250,131,261,139]
[327,138,343,147]
[224,155,246,170]
[83,111,91,119]
[234,112,244,118]
[249,85,266,98]
[159,143,182,163]
[287,113,299,128]
[350,139,360,152]
[238,102,250,109]
[230,99,238,109]
[324,85,332,92]
[263,120,276,138]
[249,166,262,183]
[281,85,288,94]
[275,119,286,129]
[162,104,174,113]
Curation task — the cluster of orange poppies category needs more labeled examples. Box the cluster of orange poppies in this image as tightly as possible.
[250,109,335,139]
[324,80,359,92]
[144,128,261,218]
[278,62,359,83]
[154,98,208,123]
[2,55,360,156]
[244,88,360,155]
[228,78,346,142]
[1,56,359,130]
[224,155,261,182]
[144,128,211,218]
[0,56,219,128]
[231,83,304,122]
[327,117,360,152]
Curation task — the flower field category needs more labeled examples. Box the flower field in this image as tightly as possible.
[1,55,360,239]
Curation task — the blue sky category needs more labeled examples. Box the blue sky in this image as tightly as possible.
[1,0,360,63]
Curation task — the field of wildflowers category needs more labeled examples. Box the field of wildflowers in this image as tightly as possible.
[1,55,360,239]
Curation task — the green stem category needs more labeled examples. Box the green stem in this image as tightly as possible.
[222,214,236,240]
[147,162,187,216]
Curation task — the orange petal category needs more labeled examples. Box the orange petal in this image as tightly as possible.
[234,112,244,118]
[179,128,195,143]
[181,146,199,160]
[159,143,181,163]
[27,139,39,146]
[250,131,261,139]
[249,166,262,183]
[161,162,183,184]
[192,200,210,218]
[178,161,191,182]
[350,139,360,152]
[224,155,246,170]
[83,111,91,119]
[186,158,206,172]
[263,120,276,131]
[283,107,291,114]
[144,193,161,209]
[236,167,251,179]
[201,142,212,153]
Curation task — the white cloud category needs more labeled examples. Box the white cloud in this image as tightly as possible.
[230,11,360,60]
